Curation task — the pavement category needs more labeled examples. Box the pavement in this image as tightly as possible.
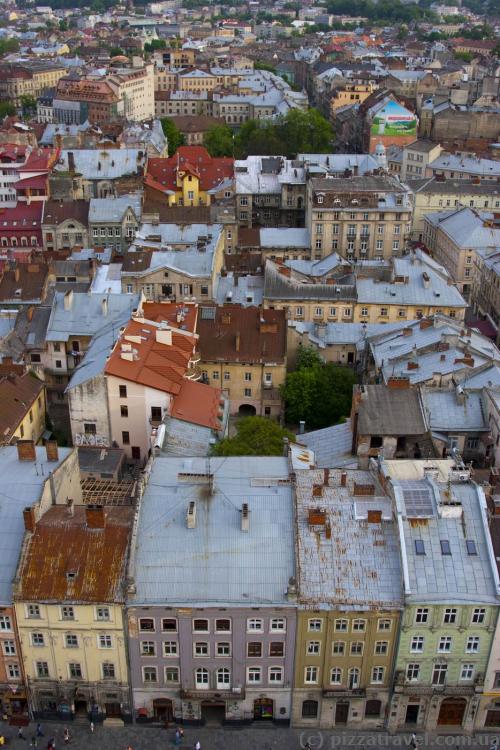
[1,722,500,750]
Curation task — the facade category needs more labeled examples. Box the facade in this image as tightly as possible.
[0,62,67,107]
[14,502,134,722]
[197,305,287,417]
[235,156,306,229]
[42,200,90,253]
[306,175,412,262]
[384,459,500,731]
[126,456,297,725]
[89,194,141,254]
[292,467,402,728]
[0,373,46,445]
[400,140,443,182]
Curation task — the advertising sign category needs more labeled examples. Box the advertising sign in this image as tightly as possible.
[371,100,417,137]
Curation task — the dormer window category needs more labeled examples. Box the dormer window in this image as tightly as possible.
[317,194,324,205]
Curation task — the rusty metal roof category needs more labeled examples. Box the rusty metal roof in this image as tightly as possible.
[15,505,134,603]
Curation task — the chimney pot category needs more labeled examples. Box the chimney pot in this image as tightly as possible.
[340,471,347,487]
[45,440,59,462]
[186,500,196,529]
[23,506,36,532]
[17,439,36,462]
[86,504,105,529]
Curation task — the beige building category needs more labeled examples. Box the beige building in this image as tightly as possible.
[400,140,443,182]
[0,62,67,107]
[197,305,287,417]
[292,467,402,728]
[330,82,377,116]
[108,64,155,122]
[0,373,46,446]
[306,175,412,262]
[41,200,90,253]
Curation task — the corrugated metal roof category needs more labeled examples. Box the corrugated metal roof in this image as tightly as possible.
[130,456,294,606]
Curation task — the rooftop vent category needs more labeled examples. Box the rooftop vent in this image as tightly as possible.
[186,501,196,529]
[241,502,250,532]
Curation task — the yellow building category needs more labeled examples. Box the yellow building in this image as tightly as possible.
[14,503,134,722]
[0,62,67,107]
[0,372,46,446]
[330,82,377,115]
[178,69,218,92]
[292,467,402,728]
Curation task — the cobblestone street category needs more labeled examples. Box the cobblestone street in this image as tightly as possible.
[1,722,499,750]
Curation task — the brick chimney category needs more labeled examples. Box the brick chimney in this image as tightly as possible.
[23,506,36,532]
[86,504,106,529]
[17,440,36,462]
[45,440,59,462]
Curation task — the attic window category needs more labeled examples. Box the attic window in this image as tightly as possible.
[466,540,477,555]
[415,539,425,555]
[440,539,451,555]
[66,571,76,581]
[317,195,324,204]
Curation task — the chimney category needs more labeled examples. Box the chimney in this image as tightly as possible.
[402,327,413,337]
[45,440,59,462]
[340,471,347,487]
[422,272,430,288]
[299,420,305,434]
[17,439,36,462]
[102,297,108,317]
[23,506,36,532]
[235,332,240,352]
[367,509,382,523]
[419,318,433,330]
[353,482,375,496]
[156,328,172,345]
[387,376,410,389]
[67,151,75,173]
[241,502,250,532]
[14,268,20,283]
[27,306,34,322]
[64,289,73,311]
[86,504,106,529]
[407,361,419,370]
[186,501,196,529]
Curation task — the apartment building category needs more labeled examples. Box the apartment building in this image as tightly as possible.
[293,467,402,728]
[126,456,297,724]
[330,82,377,117]
[108,65,155,122]
[197,305,287,417]
[235,156,306,229]
[0,62,67,107]
[473,247,500,329]
[400,140,443,182]
[306,175,412,261]
[0,373,46,445]
[88,193,141,254]
[383,459,500,731]
[0,442,80,721]
[42,200,90,253]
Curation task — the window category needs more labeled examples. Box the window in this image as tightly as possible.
[472,608,486,624]
[307,641,320,655]
[163,640,178,656]
[216,667,230,689]
[55,360,62,369]
[7,664,20,679]
[84,423,96,436]
[201,285,208,296]
[415,539,425,555]
[443,608,457,624]
[141,641,156,657]
[139,618,155,632]
[27,604,40,619]
[120,405,128,418]
[96,607,110,622]
[328,667,342,684]
[432,663,447,685]
[247,618,263,632]
[244,372,252,382]
[466,540,477,555]
[61,606,74,621]
[315,239,322,250]
[415,608,429,624]
[193,641,208,657]
[247,642,262,657]
[247,667,261,684]
[335,618,348,632]
[348,668,360,689]
[438,636,452,653]
[215,618,231,632]
[162,618,177,632]
[99,634,112,649]
[460,663,474,681]
[380,307,388,317]
[122,431,130,445]
[494,672,500,689]
[332,641,345,655]
[65,634,78,648]
[466,636,480,653]
[350,641,363,656]
[36,661,49,678]
[151,406,162,422]
[2,641,15,656]
[295,306,304,317]
[266,666,282,684]
[378,619,391,631]
[371,667,385,683]
[69,663,82,679]
[375,641,388,655]
[119,385,127,398]
[302,700,318,718]
[440,540,451,556]
[305,666,318,684]
[244,388,251,397]
[352,619,366,632]
[32,633,44,647]
[270,642,284,657]
[217,642,231,656]
[165,666,179,683]
[329,307,337,318]
[270,617,285,632]
[411,636,424,652]
[360,306,369,317]
[102,662,115,679]
[406,663,420,681]
[143,666,157,683]
[393,240,400,251]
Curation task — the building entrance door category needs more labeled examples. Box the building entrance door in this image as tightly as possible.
[335,701,349,725]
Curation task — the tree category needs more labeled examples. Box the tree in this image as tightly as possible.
[0,38,20,55]
[109,46,125,57]
[281,349,356,430]
[160,118,185,155]
[20,95,37,117]
[0,102,15,119]
[212,416,294,456]
[144,38,166,53]
[235,108,333,159]
[203,124,234,157]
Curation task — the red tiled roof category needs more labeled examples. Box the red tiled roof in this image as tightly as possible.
[0,372,44,443]
[146,146,233,194]
[0,144,28,162]
[140,301,198,333]
[0,202,44,227]
[18,147,59,173]
[14,175,48,190]
[171,378,223,431]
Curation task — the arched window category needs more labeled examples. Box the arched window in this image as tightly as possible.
[11,237,17,247]
[21,236,28,247]
[31,236,37,246]
[365,699,382,718]
[1,238,7,247]
[195,667,209,689]
[348,667,360,689]
[216,667,230,689]
[302,700,318,719]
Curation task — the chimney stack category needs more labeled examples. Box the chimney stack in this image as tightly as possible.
[17,440,36,462]
[64,290,73,311]
[186,501,196,529]
[23,506,36,532]
[86,504,106,529]
[241,502,250,532]
[45,440,59,462]
[299,420,305,435]
[102,297,108,317]
[235,332,240,352]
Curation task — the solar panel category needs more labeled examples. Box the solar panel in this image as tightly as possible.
[400,481,434,518]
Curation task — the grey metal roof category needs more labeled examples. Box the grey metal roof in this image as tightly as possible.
[88,193,142,224]
[422,388,488,432]
[47,291,139,343]
[299,419,354,468]
[264,261,356,302]
[55,149,145,180]
[129,456,295,606]
[0,446,72,604]
[215,273,263,307]
[357,385,427,436]
[392,476,499,604]
[295,468,403,609]
[260,227,310,249]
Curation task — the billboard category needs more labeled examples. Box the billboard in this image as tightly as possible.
[371,100,417,137]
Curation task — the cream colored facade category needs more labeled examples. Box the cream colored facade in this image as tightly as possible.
[108,64,155,122]
[423,214,475,297]
[0,64,67,107]
[330,82,376,116]
[11,386,46,445]
[201,360,286,417]
[178,71,219,92]
[14,602,129,717]
[411,182,500,240]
